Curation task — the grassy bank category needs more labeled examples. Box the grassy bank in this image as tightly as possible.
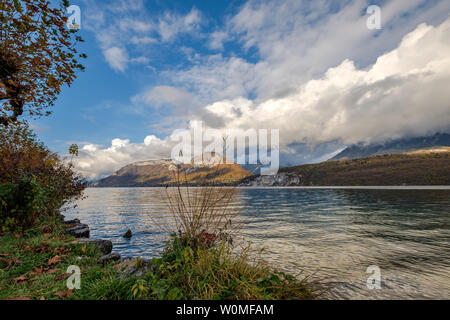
[0,219,130,300]
[0,219,315,300]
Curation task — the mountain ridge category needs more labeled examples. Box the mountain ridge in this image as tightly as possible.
[240,152,450,186]
[92,155,252,187]
[330,133,450,160]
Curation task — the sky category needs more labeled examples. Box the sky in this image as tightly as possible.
[29,0,450,179]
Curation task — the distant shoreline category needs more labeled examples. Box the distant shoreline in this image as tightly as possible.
[87,185,450,190]
[236,185,450,189]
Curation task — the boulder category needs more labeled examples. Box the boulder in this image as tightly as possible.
[78,239,112,255]
[65,223,90,238]
[122,229,133,239]
[98,253,121,264]
[64,218,80,225]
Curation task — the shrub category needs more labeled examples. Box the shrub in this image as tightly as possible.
[0,176,46,232]
[0,124,86,231]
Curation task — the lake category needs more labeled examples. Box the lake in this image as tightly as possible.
[65,187,450,300]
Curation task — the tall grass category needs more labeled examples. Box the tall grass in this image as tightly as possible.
[156,160,241,248]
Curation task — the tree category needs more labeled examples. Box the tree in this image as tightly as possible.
[0,0,85,126]
[0,123,86,230]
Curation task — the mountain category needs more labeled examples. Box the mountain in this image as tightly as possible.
[93,154,252,187]
[239,152,450,186]
[330,133,450,160]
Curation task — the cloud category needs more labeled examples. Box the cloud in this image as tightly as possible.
[208,31,229,50]
[158,8,202,41]
[169,0,450,103]
[103,47,129,72]
[130,56,150,64]
[75,136,173,180]
[168,54,255,103]
[133,86,197,110]
[108,0,144,13]
[203,18,450,146]
[83,1,204,72]
[130,36,157,45]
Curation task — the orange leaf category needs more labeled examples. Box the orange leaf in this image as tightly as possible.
[30,267,44,275]
[53,247,71,254]
[45,268,60,274]
[54,273,71,280]
[55,289,72,299]
[1,257,21,267]
[13,275,29,283]
[47,254,68,266]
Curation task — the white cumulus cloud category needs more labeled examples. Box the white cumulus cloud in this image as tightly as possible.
[103,47,129,72]
[203,19,450,146]
[75,136,172,180]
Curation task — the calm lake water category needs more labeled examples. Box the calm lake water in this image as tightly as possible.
[66,187,450,300]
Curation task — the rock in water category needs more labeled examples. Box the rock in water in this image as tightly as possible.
[123,229,133,239]
[78,239,113,255]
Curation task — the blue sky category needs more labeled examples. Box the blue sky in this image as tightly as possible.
[32,0,250,149]
[28,0,450,179]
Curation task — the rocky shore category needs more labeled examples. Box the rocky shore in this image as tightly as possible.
[61,216,121,264]
[61,215,153,275]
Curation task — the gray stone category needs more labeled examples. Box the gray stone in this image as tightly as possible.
[64,218,80,225]
[65,223,90,238]
[78,239,113,255]
[98,253,121,264]
[117,257,156,278]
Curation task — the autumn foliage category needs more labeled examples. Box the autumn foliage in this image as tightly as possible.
[0,0,85,125]
[0,124,86,231]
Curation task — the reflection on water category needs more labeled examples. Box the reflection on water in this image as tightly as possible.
[66,187,450,299]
